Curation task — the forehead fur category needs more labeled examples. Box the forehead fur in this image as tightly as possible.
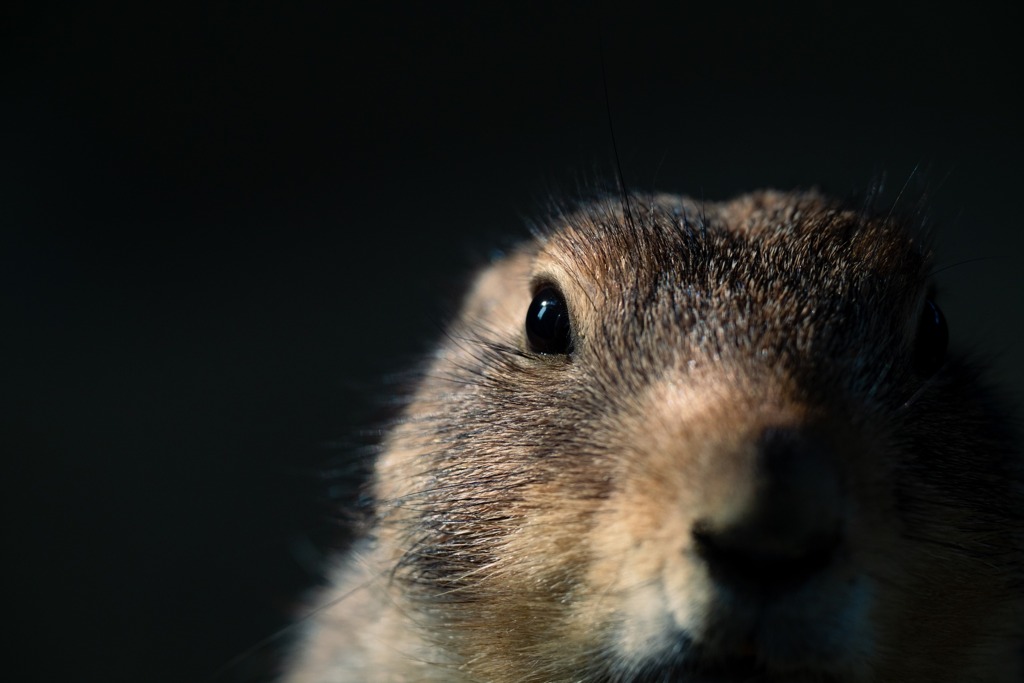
[535,190,928,291]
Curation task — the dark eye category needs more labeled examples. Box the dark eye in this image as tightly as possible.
[913,299,948,377]
[525,286,573,354]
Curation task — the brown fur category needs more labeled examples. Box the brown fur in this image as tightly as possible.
[284,191,1023,682]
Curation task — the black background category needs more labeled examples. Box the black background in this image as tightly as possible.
[4,2,1021,682]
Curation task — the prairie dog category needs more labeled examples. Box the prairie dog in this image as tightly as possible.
[283,191,1023,682]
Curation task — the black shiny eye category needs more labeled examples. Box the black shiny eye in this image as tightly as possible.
[913,299,948,377]
[525,286,573,354]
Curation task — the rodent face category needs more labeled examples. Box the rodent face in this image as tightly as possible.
[371,191,1022,682]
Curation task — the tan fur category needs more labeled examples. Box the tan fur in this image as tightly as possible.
[284,191,1023,682]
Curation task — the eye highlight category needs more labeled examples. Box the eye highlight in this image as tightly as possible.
[913,299,948,377]
[525,286,573,355]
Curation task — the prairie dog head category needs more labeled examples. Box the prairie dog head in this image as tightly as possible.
[370,191,1023,682]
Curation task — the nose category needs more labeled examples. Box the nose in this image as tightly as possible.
[691,426,844,594]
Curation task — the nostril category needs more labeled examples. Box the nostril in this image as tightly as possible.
[692,520,841,594]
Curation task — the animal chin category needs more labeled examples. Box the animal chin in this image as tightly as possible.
[607,566,873,683]
[615,629,856,683]
[627,655,840,683]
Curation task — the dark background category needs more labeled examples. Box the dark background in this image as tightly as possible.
[4,2,1021,682]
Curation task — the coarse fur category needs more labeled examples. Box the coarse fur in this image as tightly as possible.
[282,190,1023,682]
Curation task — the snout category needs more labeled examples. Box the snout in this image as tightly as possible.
[590,387,874,678]
[691,426,845,596]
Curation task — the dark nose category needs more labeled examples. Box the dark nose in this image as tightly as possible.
[691,427,844,594]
